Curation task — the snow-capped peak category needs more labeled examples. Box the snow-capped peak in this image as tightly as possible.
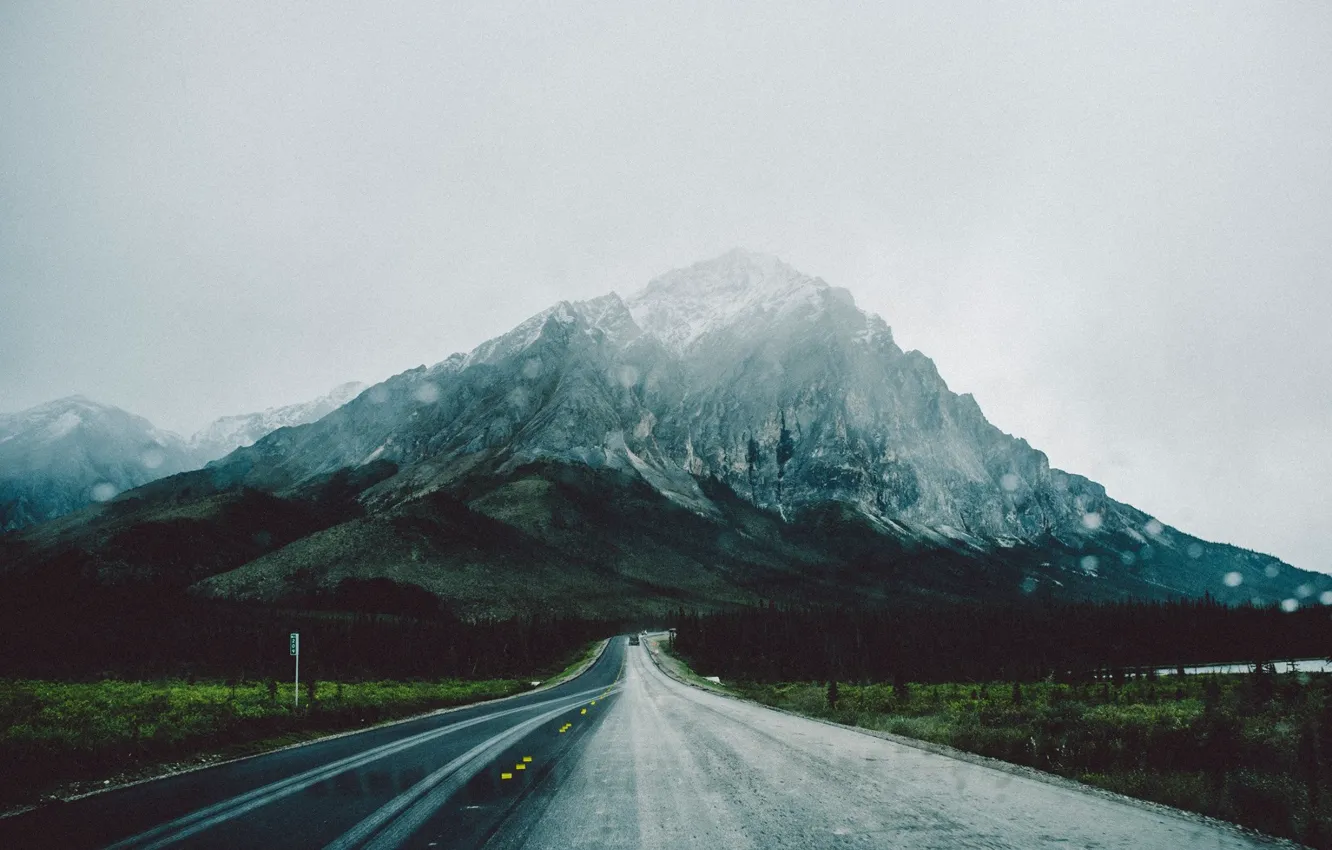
[1,394,197,532]
[625,248,832,353]
[0,395,180,446]
[453,293,641,371]
[189,381,367,462]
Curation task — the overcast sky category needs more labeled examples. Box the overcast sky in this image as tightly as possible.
[2,2,1329,572]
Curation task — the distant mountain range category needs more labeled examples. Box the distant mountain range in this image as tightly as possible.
[2,250,1325,616]
[186,381,366,463]
[0,397,198,531]
[0,382,364,532]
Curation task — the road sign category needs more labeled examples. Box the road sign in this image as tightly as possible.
[290,633,300,708]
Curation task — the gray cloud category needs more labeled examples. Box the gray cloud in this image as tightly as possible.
[2,2,1328,570]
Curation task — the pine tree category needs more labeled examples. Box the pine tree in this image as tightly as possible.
[1317,697,1332,787]
[893,671,911,709]
[1298,722,1320,805]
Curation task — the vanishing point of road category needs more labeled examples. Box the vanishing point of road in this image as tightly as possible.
[0,637,1280,849]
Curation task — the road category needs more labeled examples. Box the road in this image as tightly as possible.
[485,639,1278,850]
[0,641,625,850]
[1,636,1281,849]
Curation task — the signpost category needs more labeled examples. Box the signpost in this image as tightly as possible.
[290,632,300,708]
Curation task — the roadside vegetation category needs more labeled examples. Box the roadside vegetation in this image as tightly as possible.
[0,676,522,810]
[717,670,1330,847]
[670,601,1332,847]
[0,614,608,812]
[0,517,626,813]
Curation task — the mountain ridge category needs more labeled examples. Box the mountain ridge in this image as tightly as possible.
[0,396,197,532]
[4,249,1324,614]
[0,381,369,533]
[189,381,368,463]
[172,250,1332,606]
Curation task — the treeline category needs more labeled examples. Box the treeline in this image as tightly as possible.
[0,578,614,681]
[670,596,1332,683]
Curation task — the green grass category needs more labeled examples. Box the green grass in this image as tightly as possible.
[692,670,1332,847]
[0,641,604,811]
[656,641,730,692]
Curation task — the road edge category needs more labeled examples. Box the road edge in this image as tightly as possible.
[641,635,1300,849]
[2,638,611,818]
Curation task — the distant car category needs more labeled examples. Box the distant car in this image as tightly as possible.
[628,634,640,646]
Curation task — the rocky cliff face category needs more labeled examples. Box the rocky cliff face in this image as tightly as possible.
[207,249,1321,604]
[0,397,196,531]
[625,250,1091,539]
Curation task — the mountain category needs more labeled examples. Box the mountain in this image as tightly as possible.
[0,382,369,533]
[4,250,1326,616]
[189,381,367,463]
[0,396,197,532]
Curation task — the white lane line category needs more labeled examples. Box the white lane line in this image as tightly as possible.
[328,685,623,850]
[106,684,612,850]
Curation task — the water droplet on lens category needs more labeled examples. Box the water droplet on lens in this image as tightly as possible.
[413,382,440,404]
[1187,543,1203,559]
[616,365,639,387]
[91,482,118,502]
[1223,572,1243,587]
[1265,564,1280,578]
[1000,473,1020,492]
[1145,519,1164,536]
[1081,512,1103,531]
[1282,599,1299,613]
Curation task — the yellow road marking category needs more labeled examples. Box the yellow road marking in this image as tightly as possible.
[580,708,587,715]
[523,756,533,762]
[501,773,513,780]
[515,764,526,770]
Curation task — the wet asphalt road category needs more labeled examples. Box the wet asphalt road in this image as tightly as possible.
[0,640,624,850]
[1,636,1285,849]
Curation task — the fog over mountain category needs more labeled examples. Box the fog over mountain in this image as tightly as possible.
[0,397,196,532]
[0,382,366,531]
[5,250,1326,617]
[169,250,1324,610]
[189,381,367,463]
[2,3,1328,574]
